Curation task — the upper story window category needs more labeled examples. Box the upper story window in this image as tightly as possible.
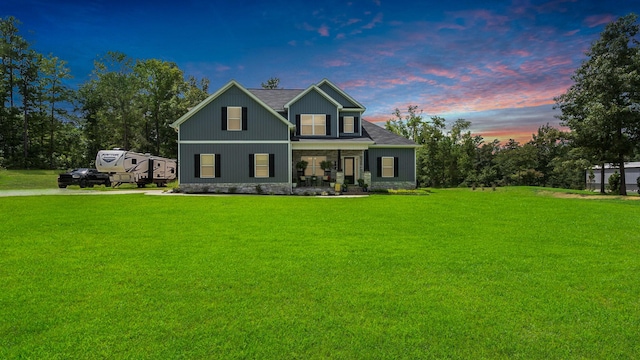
[227,106,242,131]
[222,106,247,131]
[343,116,354,133]
[301,114,326,136]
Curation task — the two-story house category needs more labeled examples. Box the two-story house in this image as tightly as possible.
[170,79,418,194]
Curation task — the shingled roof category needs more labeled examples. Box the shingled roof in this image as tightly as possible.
[248,89,304,112]
[361,119,418,147]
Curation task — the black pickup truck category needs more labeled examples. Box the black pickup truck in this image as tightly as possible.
[57,168,111,188]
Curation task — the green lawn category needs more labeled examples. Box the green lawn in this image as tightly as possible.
[1,188,639,358]
[0,169,60,189]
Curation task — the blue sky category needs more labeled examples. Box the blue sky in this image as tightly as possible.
[4,0,639,142]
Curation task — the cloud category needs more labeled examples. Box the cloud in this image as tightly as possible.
[584,14,615,28]
[318,24,330,37]
[325,59,350,67]
[362,12,383,29]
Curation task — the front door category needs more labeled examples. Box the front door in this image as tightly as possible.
[344,157,355,184]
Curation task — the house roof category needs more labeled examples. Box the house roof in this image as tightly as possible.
[248,89,304,112]
[361,119,420,147]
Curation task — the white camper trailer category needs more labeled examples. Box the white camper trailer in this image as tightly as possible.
[95,149,177,187]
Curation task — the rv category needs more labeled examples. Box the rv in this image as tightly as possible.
[95,149,177,187]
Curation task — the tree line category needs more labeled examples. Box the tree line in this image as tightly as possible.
[0,16,209,170]
[387,13,640,194]
[385,108,589,190]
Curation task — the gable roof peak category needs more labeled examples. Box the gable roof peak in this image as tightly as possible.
[170,79,293,129]
[284,84,343,109]
[316,79,366,111]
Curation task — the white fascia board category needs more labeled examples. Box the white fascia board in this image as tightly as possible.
[292,141,373,150]
[170,80,293,129]
[316,78,367,111]
[369,144,421,148]
[340,108,366,113]
[179,140,290,144]
[284,85,343,109]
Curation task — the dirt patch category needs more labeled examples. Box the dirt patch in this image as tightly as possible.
[539,190,640,200]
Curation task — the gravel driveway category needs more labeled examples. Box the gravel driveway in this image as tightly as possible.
[0,189,168,197]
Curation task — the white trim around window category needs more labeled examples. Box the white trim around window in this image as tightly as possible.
[381,156,394,178]
[227,106,242,131]
[301,114,326,135]
[254,153,269,178]
[343,116,354,133]
[200,154,216,178]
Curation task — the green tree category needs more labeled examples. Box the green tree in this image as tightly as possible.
[261,77,280,89]
[135,59,186,157]
[92,51,141,151]
[555,13,640,195]
[38,54,73,168]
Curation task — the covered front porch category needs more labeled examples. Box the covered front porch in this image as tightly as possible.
[291,149,371,188]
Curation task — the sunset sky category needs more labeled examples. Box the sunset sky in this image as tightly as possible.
[4,0,639,142]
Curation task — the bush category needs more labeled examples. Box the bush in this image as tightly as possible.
[608,171,621,193]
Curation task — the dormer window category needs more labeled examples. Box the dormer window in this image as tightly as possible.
[343,116,354,133]
[301,114,326,136]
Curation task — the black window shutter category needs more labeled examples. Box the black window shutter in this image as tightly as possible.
[249,154,254,177]
[354,117,360,132]
[326,114,331,135]
[269,154,275,177]
[364,150,369,171]
[215,154,221,178]
[377,157,382,177]
[339,117,344,133]
[194,154,200,178]
[221,107,227,130]
[394,157,399,177]
[295,115,300,136]
[242,107,248,130]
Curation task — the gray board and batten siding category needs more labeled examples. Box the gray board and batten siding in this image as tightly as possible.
[179,143,289,184]
[179,84,289,142]
[318,83,360,108]
[368,147,416,183]
[289,89,339,138]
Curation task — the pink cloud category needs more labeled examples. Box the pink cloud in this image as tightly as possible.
[339,79,370,88]
[362,12,383,29]
[584,14,615,28]
[318,24,330,37]
[450,9,510,30]
[216,64,230,72]
[485,63,520,77]
[510,49,531,57]
[346,18,361,26]
[325,59,350,67]
[563,29,580,36]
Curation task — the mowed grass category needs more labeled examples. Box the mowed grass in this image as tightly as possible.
[1,188,639,358]
[0,169,60,189]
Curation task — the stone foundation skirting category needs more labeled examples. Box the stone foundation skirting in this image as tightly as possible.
[177,183,291,195]
[370,181,416,190]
